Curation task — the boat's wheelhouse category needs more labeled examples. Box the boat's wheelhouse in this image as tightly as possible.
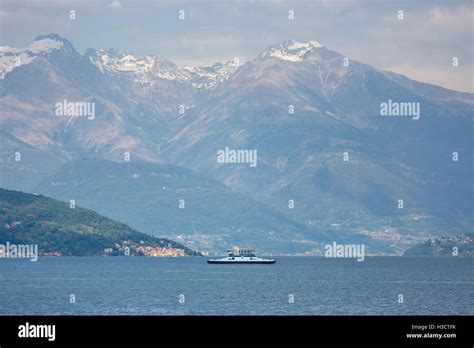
[227,247,256,258]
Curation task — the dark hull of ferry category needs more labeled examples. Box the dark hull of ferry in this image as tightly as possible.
[207,260,276,264]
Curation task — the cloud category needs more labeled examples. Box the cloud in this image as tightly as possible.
[356,3,473,92]
[107,0,122,10]
[371,4,472,45]
[0,0,97,15]
[138,32,253,67]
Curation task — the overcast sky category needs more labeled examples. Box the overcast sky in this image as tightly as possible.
[1,0,472,92]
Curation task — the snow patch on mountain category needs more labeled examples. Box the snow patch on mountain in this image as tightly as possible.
[182,61,239,90]
[0,37,64,79]
[260,40,323,62]
[27,38,64,54]
[88,48,238,90]
[87,48,182,87]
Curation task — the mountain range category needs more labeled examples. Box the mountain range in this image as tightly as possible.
[0,34,472,254]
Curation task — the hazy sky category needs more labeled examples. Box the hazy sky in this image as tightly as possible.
[1,0,472,92]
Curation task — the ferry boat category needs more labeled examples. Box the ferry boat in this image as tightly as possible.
[207,247,276,264]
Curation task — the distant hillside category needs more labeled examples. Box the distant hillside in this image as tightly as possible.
[403,233,474,256]
[0,188,199,256]
[35,159,338,254]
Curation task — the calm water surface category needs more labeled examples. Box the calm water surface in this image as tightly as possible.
[0,256,473,315]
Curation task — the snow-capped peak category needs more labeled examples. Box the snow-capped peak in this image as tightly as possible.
[260,40,323,62]
[87,48,183,85]
[27,38,64,54]
[0,34,66,79]
[87,47,239,90]
[286,40,322,50]
[88,48,176,73]
[182,60,239,90]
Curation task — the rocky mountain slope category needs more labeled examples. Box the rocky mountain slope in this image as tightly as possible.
[1,34,472,254]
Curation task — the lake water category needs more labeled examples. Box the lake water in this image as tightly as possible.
[0,256,473,315]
